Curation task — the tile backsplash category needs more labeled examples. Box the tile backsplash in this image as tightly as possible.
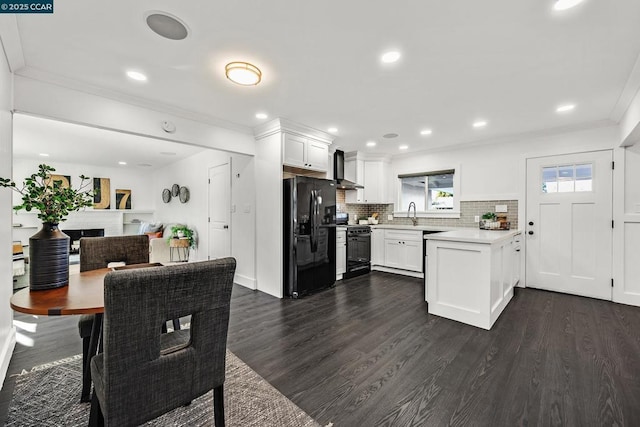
[337,190,518,229]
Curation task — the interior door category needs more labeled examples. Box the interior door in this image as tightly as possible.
[208,162,231,260]
[526,151,613,300]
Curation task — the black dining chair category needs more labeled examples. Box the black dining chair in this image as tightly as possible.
[89,258,236,427]
[78,235,150,401]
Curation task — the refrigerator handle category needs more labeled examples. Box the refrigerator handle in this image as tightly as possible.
[309,190,316,252]
[311,190,319,252]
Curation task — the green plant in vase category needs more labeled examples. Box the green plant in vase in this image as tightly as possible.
[0,164,94,290]
[167,225,196,249]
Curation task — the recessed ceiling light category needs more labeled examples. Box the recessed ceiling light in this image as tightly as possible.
[556,104,576,113]
[255,112,268,119]
[553,0,584,11]
[381,51,401,64]
[126,70,147,82]
[118,161,127,165]
[366,141,377,147]
[145,12,189,40]
[383,133,399,139]
[160,151,176,156]
[328,127,338,133]
[225,62,262,86]
[399,145,409,150]
[39,153,49,157]
[420,129,433,136]
[473,120,488,128]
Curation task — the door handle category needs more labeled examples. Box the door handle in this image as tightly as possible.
[528,221,534,226]
[528,230,534,235]
[223,225,229,229]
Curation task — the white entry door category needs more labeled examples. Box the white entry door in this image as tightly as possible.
[208,162,231,260]
[526,151,613,300]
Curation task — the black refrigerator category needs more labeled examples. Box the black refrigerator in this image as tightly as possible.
[284,177,336,298]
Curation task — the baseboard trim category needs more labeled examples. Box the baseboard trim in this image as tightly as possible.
[234,274,257,290]
[372,265,424,279]
[0,327,17,391]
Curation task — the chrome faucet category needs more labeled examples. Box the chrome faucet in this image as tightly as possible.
[408,202,418,226]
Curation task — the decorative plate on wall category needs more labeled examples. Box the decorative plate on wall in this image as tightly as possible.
[162,188,172,203]
[179,186,190,203]
[171,184,180,197]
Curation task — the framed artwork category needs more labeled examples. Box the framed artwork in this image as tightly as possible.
[93,177,111,209]
[115,189,132,210]
[45,174,71,189]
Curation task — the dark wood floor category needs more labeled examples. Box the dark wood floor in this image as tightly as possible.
[2,272,640,426]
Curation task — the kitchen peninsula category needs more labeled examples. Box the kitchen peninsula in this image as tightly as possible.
[425,229,522,330]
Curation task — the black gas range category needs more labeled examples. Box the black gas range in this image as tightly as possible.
[344,225,371,279]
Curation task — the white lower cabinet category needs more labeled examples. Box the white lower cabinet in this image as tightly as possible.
[371,228,385,266]
[426,234,519,330]
[336,228,347,280]
[372,228,423,277]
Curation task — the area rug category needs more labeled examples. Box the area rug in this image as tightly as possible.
[5,351,321,427]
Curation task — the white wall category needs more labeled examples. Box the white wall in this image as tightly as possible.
[12,158,156,210]
[153,150,256,287]
[391,126,619,205]
[13,76,256,156]
[620,86,640,146]
[0,34,16,390]
[254,132,284,298]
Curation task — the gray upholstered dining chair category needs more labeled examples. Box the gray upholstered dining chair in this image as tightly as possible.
[78,235,150,401]
[88,258,236,427]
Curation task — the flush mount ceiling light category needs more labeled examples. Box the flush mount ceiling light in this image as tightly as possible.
[556,104,576,113]
[553,0,585,11]
[145,12,189,40]
[328,127,338,133]
[420,129,433,136]
[381,51,401,64]
[126,70,147,82]
[399,145,409,150]
[255,112,268,119]
[473,120,488,128]
[225,62,262,86]
[366,141,377,147]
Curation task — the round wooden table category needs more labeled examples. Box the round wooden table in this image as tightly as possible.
[10,268,109,316]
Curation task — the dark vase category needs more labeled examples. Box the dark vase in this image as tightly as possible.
[29,222,70,291]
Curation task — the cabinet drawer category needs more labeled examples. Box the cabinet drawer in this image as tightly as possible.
[384,230,422,242]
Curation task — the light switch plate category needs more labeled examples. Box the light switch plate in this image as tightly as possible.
[388,214,394,221]
[474,215,480,223]
[495,204,508,213]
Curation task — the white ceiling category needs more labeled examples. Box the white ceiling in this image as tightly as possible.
[9,0,640,155]
[13,114,207,170]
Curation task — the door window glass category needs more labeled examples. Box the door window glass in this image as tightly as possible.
[542,163,592,193]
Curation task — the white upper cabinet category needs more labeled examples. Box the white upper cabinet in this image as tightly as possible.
[283,133,329,172]
[345,153,391,204]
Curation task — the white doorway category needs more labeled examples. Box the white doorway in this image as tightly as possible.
[525,150,613,300]
[208,162,231,260]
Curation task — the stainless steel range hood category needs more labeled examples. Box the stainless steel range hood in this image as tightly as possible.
[334,150,363,190]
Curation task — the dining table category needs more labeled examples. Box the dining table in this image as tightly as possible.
[10,262,163,401]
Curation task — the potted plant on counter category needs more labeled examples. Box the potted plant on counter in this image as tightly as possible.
[0,164,93,290]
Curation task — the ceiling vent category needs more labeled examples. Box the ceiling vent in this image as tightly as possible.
[145,12,189,40]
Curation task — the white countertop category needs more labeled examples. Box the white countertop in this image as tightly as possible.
[424,229,521,244]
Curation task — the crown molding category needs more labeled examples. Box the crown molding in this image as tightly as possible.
[391,119,617,160]
[253,117,334,144]
[610,50,640,122]
[0,15,25,72]
[14,66,253,135]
